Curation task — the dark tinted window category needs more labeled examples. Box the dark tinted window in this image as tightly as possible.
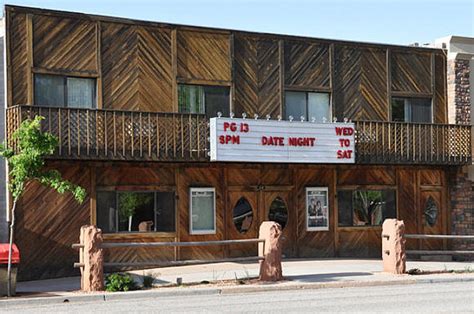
[97,191,176,233]
[233,197,253,233]
[34,74,96,108]
[285,91,330,122]
[338,189,396,227]
[178,84,229,118]
[391,98,432,123]
[268,197,288,229]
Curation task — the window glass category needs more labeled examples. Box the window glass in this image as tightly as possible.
[67,77,96,109]
[178,84,229,118]
[308,92,331,122]
[391,98,432,123]
[285,91,306,120]
[34,74,65,107]
[285,91,331,121]
[96,191,117,233]
[155,192,175,232]
[233,197,253,234]
[190,188,216,234]
[34,74,96,108]
[337,189,396,227]
[268,197,288,229]
[96,191,176,233]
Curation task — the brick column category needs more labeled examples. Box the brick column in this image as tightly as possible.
[447,59,471,125]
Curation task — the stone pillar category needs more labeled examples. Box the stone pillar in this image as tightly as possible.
[80,225,104,292]
[447,59,471,125]
[258,221,283,281]
[382,219,406,274]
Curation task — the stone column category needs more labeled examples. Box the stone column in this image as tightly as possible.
[80,225,104,291]
[382,219,406,274]
[258,221,283,281]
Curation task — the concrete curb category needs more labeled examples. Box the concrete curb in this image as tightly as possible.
[2,276,474,308]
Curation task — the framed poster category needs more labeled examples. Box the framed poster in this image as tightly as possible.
[306,187,329,231]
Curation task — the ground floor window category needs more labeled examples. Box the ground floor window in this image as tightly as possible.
[337,189,396,227]
[96,190,175,233]
[190,187,216,234]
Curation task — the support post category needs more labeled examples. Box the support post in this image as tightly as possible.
[258,221,283,281]
[79,225,104,291]
[382,219,406,274]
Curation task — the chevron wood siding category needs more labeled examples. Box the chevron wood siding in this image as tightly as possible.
[257,39,281,117]
[434,53,447,123]
[15,163,91,280]
[233,35,258,116]
[101,23,173,112]
[397,169,418,249]
[8,12,29,107]
[284,40,330,88]
[177,30,231,82]
[360,48,388,120]
[391,51,432,94]
[33,15,98,73]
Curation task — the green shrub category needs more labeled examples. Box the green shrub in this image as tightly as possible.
[105,273,137,292]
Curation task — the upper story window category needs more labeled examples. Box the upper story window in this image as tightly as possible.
[178,84,230,118]
[391,97,432,123]
[96,190,175,234]
[285,91,331,122]
[34,74,96,109]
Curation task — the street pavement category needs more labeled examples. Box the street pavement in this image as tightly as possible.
[3,281,474,313]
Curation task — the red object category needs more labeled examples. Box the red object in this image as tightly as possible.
[0,244,20,264]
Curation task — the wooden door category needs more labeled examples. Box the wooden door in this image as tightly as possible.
[420,190,445,250]
[262,190,295,257]
[227,190,259,257]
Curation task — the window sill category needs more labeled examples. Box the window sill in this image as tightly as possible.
[103,232,176,240]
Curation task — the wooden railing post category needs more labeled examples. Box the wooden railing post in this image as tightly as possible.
[79,225,104,292]
[258,221,283,281]
[382,219,406,274]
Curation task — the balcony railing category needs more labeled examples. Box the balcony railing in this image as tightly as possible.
[354,121,472,165]
[6,105,472,165]
[6,105,209,162]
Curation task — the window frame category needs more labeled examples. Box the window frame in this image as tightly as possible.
[284,90,332,122]
[390,97,433,123]
[189,187,217,235]
[95,187,176,237]
[337,186,398,229]
[34,73,97,109]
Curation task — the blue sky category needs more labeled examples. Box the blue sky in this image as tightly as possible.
[2,0,473,45]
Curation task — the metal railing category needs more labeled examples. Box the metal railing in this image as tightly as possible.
[72,238,265,268]
[404,234,474,256]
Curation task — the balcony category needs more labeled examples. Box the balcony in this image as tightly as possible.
[6,105,472,165]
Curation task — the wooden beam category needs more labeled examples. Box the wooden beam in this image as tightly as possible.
[26,14,34,105]
[96,21,103,109]
[171,28,178,112]
[278,39,285,117]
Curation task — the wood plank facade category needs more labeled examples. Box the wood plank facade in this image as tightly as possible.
[3,5,471,280]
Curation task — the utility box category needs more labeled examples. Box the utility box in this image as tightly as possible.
[0,244,20,296]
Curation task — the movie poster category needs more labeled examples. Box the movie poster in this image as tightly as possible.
[306,187,329,231]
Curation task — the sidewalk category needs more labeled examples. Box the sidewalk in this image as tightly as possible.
[3,258,473,306]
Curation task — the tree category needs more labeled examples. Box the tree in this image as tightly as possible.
[0,116,86,297]
[118,192,152,231]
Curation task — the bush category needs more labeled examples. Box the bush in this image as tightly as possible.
[105,273,137,292]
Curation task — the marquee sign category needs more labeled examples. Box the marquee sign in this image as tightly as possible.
[209,118,355,163]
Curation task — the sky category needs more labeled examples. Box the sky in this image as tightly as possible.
[1,0,473,46]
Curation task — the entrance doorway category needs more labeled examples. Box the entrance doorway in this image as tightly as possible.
[227,186,295,258]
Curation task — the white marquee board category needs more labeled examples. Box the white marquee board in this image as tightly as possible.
[209,118,355,163]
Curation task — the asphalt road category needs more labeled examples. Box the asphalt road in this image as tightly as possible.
[4,281,474,313]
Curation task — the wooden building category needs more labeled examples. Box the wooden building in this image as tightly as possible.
[3,5,472,280]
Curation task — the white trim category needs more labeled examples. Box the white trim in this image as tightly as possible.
[189,187,216,235]
[305,187,329,232]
